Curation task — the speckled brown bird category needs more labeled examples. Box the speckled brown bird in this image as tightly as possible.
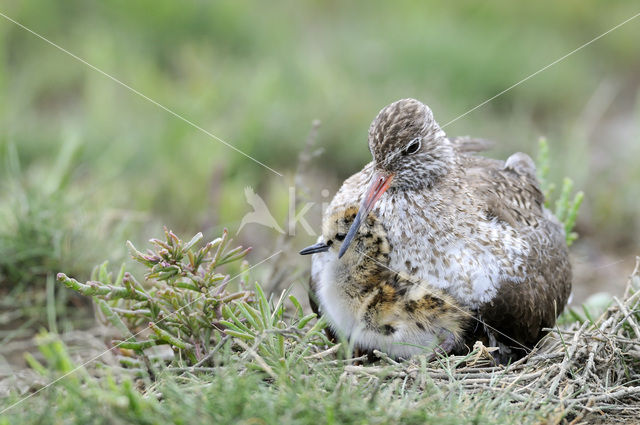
[300,205,469,358]
[301,98,572,362]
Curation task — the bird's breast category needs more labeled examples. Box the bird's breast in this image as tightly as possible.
[375,196,530,309]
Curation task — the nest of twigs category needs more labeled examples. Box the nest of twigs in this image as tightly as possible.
[341,258,640,423]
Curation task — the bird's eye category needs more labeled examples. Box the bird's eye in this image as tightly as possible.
[403,138,421,155]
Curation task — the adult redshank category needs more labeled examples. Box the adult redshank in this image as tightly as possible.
[301,98,572,361]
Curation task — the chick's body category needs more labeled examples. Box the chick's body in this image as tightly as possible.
[310,206,469,358]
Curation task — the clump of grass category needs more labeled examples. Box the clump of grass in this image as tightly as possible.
[2,328,541,425]
[7,233,640,424]
[537,138,584,246]
[57,228,327,371]
[0,141,80,292]
[0,140,132,333]
[57,228,254,365]
[8,261,640,423]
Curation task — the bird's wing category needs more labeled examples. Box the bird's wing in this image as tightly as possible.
[477,239,572,354]
[464,153,545,228]
[465,152,571,356]
[449,136,494,154]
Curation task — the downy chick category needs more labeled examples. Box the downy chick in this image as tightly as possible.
[301,205,470,359]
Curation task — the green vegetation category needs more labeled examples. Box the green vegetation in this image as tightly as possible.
[1,1,640,423]
[58,229,258,365]
[3,231,639,423]
[2,330,547,425]
[537,138,584,246]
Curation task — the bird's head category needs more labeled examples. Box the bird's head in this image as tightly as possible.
[299,206,389,263]
[337,99,455,259]
[369,98,454,191]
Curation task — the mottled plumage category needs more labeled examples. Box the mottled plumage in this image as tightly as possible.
[302,206,469,358]
[302,98,572,362]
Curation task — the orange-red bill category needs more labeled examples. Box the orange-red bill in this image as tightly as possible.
[338,171,394,259]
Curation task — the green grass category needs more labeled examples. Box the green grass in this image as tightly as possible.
[0,228,554,424]
[6,260,638,424]
[1,288,552,425]
[0,138,136,332]
[1,361,547,425]
[536,138,584,246]
[1,334,547,425]
[1,223,618,425]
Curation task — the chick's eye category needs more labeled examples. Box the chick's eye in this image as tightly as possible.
[403,138,421,155]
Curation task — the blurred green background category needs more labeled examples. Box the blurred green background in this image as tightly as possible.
[1,0,639,334]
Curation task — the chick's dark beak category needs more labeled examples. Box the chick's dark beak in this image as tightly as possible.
[299,242,330,255]
[338,171,393,259]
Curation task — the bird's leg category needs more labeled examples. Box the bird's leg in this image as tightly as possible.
[352,346,377,365]
[426,330,458,361]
